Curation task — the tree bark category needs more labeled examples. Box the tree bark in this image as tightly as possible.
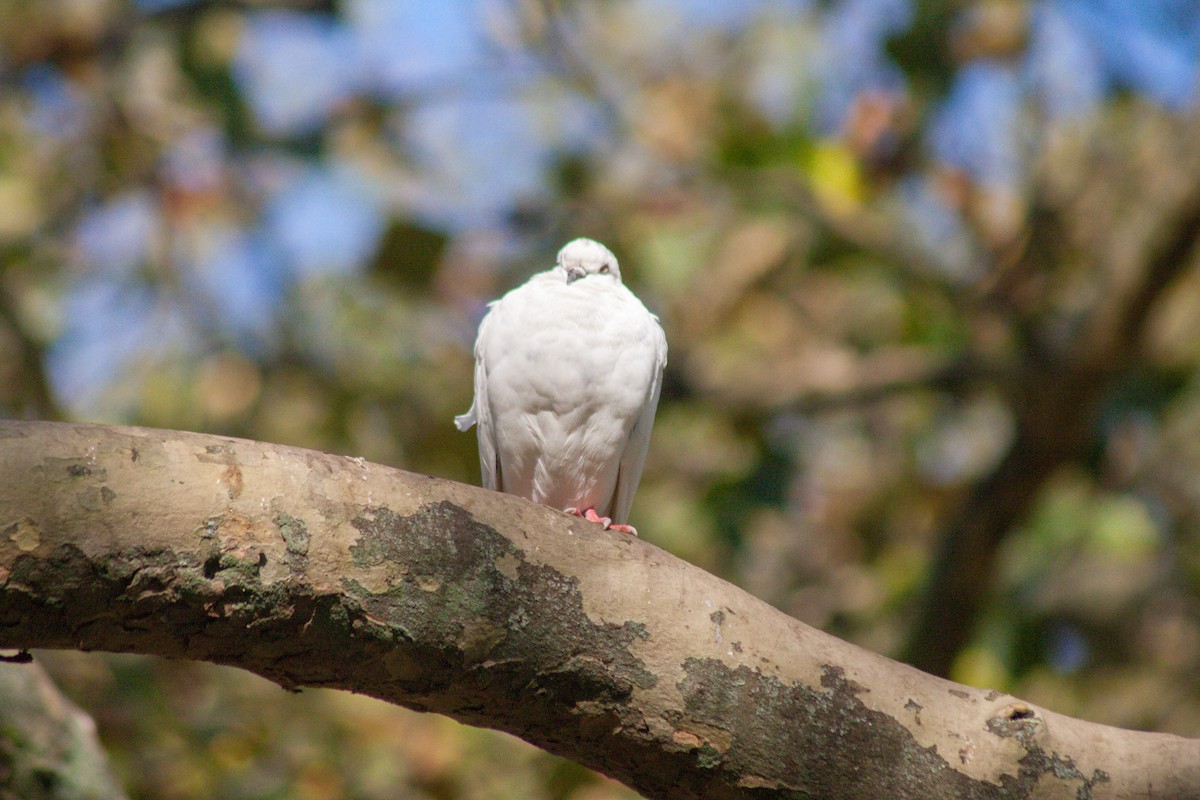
[0,420,1197,800]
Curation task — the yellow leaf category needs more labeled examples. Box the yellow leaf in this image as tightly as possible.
[807,140,864,216]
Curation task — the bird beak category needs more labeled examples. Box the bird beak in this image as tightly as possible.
[566,266,585,284]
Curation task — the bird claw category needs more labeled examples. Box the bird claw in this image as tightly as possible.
[583,508,612,527]
[564,507,611,526]
[564,507,637,536]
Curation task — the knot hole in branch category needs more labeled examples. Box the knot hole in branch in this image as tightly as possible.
[1004,703,1036,721]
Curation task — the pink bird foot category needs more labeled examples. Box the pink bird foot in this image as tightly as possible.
[564,507,639,537]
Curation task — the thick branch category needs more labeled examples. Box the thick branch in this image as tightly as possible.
[1,421,1197,799]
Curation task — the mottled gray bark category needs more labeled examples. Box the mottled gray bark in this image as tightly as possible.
[0,420,1197,799]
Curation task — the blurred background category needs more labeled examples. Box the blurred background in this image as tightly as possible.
[2,0,1200,797]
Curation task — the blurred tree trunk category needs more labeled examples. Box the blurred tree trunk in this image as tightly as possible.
[1,421,1198,800]
[905,111,1200,677]
[0,661,128,800]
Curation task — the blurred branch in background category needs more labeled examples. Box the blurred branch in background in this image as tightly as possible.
[905,111,1200,676]
[0,661,129,800]
[0,260,64,421]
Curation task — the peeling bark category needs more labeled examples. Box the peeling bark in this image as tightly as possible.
[0,420,1197,799]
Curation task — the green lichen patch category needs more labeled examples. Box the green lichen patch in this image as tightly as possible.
[2,543,203,655]
[203,550,267,583]
[276,513,309,571]
[986,713,1111,799]
[675,659,1012,798]
[200,515,222,540]
[344,501,655,714]
[0,522,417,701]
[696,743,722,770]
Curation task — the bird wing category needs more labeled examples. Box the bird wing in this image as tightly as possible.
[455,303,501,491]
[609,319,668,524]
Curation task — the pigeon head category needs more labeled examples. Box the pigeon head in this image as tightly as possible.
[556,238,621,285]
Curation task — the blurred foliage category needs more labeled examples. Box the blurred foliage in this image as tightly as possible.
[3,0,1200,797]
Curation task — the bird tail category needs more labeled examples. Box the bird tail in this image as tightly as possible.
[454,403,477,431]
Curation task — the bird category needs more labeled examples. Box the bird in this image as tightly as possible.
[455,238,667,536]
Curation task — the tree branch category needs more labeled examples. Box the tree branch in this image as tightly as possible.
[1,421,1197,799]
[0,269,65,422]
[905,111,1200,678]
[901,361,1103,676]
[0,661,129,800]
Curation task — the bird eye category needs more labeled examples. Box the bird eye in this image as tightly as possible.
[599,264,611,274]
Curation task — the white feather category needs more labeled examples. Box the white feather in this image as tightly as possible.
[456,239,667,525]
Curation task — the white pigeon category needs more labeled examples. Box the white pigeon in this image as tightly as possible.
[456,238,667,535]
